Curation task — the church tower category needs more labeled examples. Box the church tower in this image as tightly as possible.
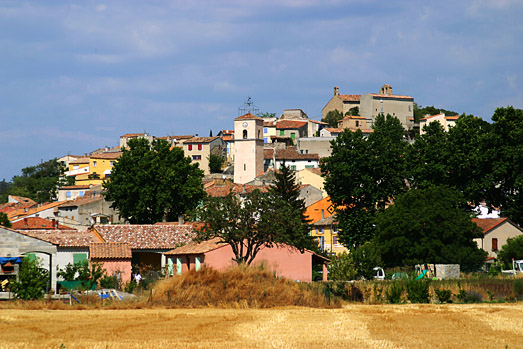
[233,113,264,184]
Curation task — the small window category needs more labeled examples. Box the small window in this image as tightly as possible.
[291,165,296,171]
[305,150,309,154]
[73,165,79,170]
[380,105,384,112]
[291,132,296,140]
[492,238,498,251]
[243,130,248,139]
[110,161,114,166]
[264,127,268,133]
[258,130,261,138]
[264,137,268,143]
[198,144,202,151]
[79,191,84,197]
[93,161,97,167]
[355,121,359,127]
[280,130,285,136]
[320,227,324,234]
[244,164,246,171]
[188,144,193,151]
[66,191,71,198]
[333,236,338,245]
[409,105,412,112]
[192,155,201,160]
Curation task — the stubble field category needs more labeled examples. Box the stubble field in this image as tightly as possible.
[1,303,522,348]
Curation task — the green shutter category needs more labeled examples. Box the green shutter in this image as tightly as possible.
[280,130,284,136]
[168,258,174,276]
[176,257,182,275]
[73,253,87,265]
[195,256,201,271]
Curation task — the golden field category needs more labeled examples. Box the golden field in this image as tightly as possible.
[1,303,521,348]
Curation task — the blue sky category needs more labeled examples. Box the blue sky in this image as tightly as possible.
[1,0,522,181]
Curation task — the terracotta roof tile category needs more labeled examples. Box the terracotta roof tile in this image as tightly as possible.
[220,130,234,135]
[121,133,146,138]
[92,224,195,249]
[264,148,274,159]
[263,121,276,127]
[12,217,75,230]
[305,167,322,176]
[341,115,366,120]
[276,120,308,129]
[185,136,219,144]
[275,148,319,161]
[472,218,509,234]
[20,230,99,247]
[69,157,90,164]
[324,128,344,133]
[205,184,269,197]
[235,113,263,121]
[309,120,328,125]
[368,93,413,100]
[165,237,224,255]
[89,242,132,259]
[59,185,92,190]
[338,94,361,102]
[8,201,66,220]
[90,152,122,160]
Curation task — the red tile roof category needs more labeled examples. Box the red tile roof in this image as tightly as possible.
[324,128,344,133]
[185,136,219,144]
[368,93,413,100]
[263,121,276,127]
[69,157,90,164]
[90,152,122,160]
[20,230,99,247]
[92,224,196,249]
[165,237,224,255]
[59,185,92,190]
[8,196,37,206]
[12,217,75,230]
[276,120,308,129]
[338,94,361,102]
[8,201,66,221]
[220,130,234,135]
[264,148,274,159]
[205,184,269,197]
[121,133,145,138]
[445,115,459,120]
[472,218,510,234]
[309,120,328,125]
[89,242,132,259]
[341,115,366,120]
[304,167,322,176]
[235,113,263,121]
[275,148,319,161]
[221,135,234,141]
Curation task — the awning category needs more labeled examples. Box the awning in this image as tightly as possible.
[0,257,22,264]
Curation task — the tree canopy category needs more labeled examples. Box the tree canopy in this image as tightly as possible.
[104,138,205,224]
[322,114,408,247]
[374,186,487,272]
[193,189,310,265]
[497,235,523,267]
[11,257,49,300]
[322,110,343,128]
[0,213,12,228]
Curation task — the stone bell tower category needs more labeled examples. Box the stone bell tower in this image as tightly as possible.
[233,113,264,184]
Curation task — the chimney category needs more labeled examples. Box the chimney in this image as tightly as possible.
[334,86,339,96]
[178,215,184,225]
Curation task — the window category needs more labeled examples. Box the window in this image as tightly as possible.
[198,144,202,151]
[110,161,114,166]
[188,144,193,151]
[333,236,338,245]
[93,161,97,167]
[380,105,384,113]
[492,238,498,251]
[264,137,268,143]
[356,121,359,127]
[320,227,324,234]
[291,165,296,171]
[244,164,246,171]
[280,130,284,136]
[192,155,201,160]
[73,253,87,265]
[195,256,201,271]
[258,130,261,138]
[305,165,314,168]
[264,127,268,133]
[290,132,296,140]
[305,150,309,154]
[79,191,84,197]
[73,165,79,170]
[66,191,71,198]
[243,130,248,139]
[409,105,412,112]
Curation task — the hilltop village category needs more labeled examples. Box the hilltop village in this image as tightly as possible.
[1,84,522,291]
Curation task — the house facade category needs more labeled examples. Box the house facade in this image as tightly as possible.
[473,218,523,258]
[419,113,459,134]
[296,168,326,198]
[322,86,361,120]
[311,215,348,256]
[183,136,225,175]
[274,147,319,171]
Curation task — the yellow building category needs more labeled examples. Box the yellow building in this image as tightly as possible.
[74,152,122,186]
[311,215,348,256]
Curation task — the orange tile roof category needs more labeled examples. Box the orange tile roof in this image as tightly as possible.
[92,224,196,249]
[263,148,274,159]
[12,217,75,230]
[59,185,91,190]
[8,196,37,206]
[20,230,99,247]
[121,133,145,138]
[309,120,328,125]
[304,167,322,176]
[368,93,413,100]
[263,121,276,127]
[220,130,234,135]
[341,115,366,120]
[472,218,510,234]
[235,113,263,121]
[185,136,219,144]
[8,201,66,220]
[338,94,361,102]
[90,152,122,160]
[205,183,269,197]
[221,135,234,141]
[89,242,132,259]
[275,148,319,161]
[445,115,459,120]
[324,128,344,133]
[69,157,90,164]
[165,237,224,255]
[276,120,308,129]
[171,135,195,140]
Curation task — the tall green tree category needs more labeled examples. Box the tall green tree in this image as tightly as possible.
[322,114,408,247]
[208,153,225,173]
[104,138,205,224]
[497,235,523,267]
[193,190,309,265]
[0,212,12,228]
[11,257,49,300]
[489,106,523,225]
[374,186,487,272]
[322,110,343,128]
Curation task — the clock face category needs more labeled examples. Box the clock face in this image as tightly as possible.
[242,122,248,128]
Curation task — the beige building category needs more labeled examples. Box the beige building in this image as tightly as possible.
[183,136,224,176]
[338,115,367,129]
[473,218,523,259]
[322,87,361,121]
[419,113,459,134]
[296,168,326,198]
[119,133,154,148]
[296,137,336,159]
[263,120,277,144]
[233,113,264,184]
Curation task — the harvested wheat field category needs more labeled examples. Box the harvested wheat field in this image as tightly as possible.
[0,303,521,348]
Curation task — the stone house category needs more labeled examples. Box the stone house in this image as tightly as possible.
[183,136,225,175]
[472,218,523,259]
[419,113,459,134]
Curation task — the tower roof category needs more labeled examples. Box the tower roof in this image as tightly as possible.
[235,112,263,121]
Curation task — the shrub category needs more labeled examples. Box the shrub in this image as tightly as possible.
[434,288,452,303]
[385,281,403,304]
[514,279,523,300]
[346,284,364,302]
[456,289,468,303]
[406,278,430,303]
[11,257,49,300]
[328,253,357,281]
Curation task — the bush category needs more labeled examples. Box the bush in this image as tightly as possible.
[385,281,403,304]
[406,278,430,303]
[514,279,523,300]
[328,253,358,281]
[434,288,452,303]
[11,257,49,300]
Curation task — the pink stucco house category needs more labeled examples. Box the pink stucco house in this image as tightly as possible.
[89,242,132,284]
[165,238,329,282]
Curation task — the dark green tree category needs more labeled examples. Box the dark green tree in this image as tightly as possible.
[208,153,225,173]
[57,260,106,289]
[322,114,408,247]
[413,104,458,122]
[346,107,359,116]
[489,106,523,225]
[11,257,49,300]
[0,179,11,203]
[322,110,343,128]
[269,163,314,250]
[374,186,487,272]
[0,212,12,228]
[104,138,205,224]
[5,159,72,203]
[497,235,523,268]
[257,112,277,118]
[193,190,310,265]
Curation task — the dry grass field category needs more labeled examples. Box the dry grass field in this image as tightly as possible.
[1,303,521,348]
